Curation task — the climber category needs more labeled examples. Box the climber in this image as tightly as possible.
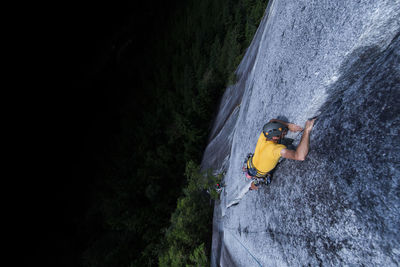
[245,118,316,190]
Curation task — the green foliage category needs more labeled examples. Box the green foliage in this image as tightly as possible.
[158,162,213,266]
[80,0,268,266]
[189,243,209,267]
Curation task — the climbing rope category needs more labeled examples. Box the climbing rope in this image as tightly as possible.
[226,229,263,267]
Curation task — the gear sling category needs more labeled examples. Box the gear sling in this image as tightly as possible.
[244,153,271,178]
[243,153,273,186]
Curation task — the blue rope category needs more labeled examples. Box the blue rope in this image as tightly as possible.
[227,229,263,267]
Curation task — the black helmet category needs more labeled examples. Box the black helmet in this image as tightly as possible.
[263,122,287,140]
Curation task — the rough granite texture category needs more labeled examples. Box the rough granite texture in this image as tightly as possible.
[201,0,400,266]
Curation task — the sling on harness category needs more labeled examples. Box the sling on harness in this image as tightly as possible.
[242,153,272,186]
[244,153,270,178]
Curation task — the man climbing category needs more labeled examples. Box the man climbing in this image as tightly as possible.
[245,118,316,190]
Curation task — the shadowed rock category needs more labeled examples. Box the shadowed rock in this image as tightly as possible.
[203,0,400,266]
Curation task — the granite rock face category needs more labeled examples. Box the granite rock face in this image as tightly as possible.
[202,0,400,266]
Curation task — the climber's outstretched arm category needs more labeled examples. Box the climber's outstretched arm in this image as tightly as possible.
[280,118,316,161]
[269,118,303,132]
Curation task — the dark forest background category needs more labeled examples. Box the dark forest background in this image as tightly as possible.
[29,0,268,266]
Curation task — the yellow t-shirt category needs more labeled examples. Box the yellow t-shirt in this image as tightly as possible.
[252,133,286,173]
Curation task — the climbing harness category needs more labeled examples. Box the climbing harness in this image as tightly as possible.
[242,153,272,186]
